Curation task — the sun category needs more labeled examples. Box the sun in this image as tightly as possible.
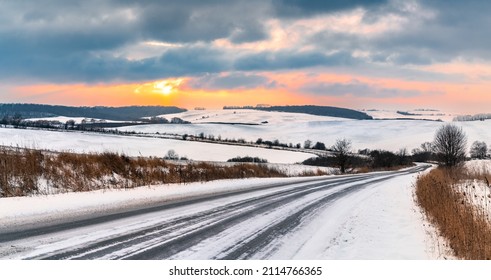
[134,78,183,96]
[153,79,183,95]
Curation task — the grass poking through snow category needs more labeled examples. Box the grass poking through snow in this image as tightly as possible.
[0,146,311,197]
[415,166,491,259]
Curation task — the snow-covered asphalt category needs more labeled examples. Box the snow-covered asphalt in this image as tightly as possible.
[0,165,430,260]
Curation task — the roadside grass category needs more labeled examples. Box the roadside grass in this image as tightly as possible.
[415,166,491,259]
[0,146,294,197]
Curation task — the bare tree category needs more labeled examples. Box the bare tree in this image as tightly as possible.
[433,124,467,167]
[164,149,179,160]
[304,139,312,149]
[420,142,434,153]
[470,141,488,159]
[332,138,352,173]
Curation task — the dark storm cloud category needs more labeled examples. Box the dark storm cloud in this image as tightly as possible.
[302,80,436,98]
[0,0,265,82]
[0,45,230,83]
[272,0,388,17]
[234,51,357,71]
[2,0,491,83]
[363,0,491,63]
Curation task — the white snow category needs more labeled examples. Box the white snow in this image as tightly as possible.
[363,109,456,122]
[9,110,491,157]
[118,118,491,153]
[0,127,314,164]
[0,167,434,259]
[160,109,349,124]
[255,171,432,259]
[0,177,321,229]
[26,116,118,124]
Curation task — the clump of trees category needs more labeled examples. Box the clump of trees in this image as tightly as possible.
[227,156,268,163]
[411,142,436,162]
[470,141,488,159]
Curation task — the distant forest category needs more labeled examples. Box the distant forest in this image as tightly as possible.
[0,104,186,121]
[453,113,491,122]
[256,105,373,120]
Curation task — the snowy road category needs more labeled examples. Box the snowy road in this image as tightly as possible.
[0,165,431,260]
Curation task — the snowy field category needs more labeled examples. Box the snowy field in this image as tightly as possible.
[0,127,313,164]
[119,110,491,152]
[362,109,456,122]
[161,109,349,124]
[9,109,491,159]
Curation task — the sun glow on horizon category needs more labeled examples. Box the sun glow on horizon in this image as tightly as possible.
[134,78,183,96]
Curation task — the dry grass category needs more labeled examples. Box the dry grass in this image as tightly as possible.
[0,146,290,197]
[415,166,491,259]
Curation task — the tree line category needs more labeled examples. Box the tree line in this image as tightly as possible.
[304,124,490,173]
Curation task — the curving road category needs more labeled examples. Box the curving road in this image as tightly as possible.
[0,165,429,260]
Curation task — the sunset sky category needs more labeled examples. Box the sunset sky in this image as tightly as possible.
[1,0,491,113]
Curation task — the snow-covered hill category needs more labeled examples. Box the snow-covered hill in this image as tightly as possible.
[0,128,313,164]
[120,110,491,153]
[8,108,491,158]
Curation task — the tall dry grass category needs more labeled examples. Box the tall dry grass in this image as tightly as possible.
[0,146,289,198]
[415,167,491,259]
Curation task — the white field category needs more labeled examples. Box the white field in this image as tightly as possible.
[0,128,313,164]
[117,109,491,153]
[161,109,349,124]
[362,109,457,122]
[26,116,120,124]
[3,109,490,162]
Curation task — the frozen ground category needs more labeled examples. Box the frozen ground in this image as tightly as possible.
[26,116,119,124]
[362,109,456,122]
[161,109,349,124]
[118,118,491,153]
[0,165,435,260]
[21,109,489,153]
[0,127,313,164]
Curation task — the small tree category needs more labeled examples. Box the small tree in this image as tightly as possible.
[164,149,179,160]
[420,142,434,153]
[470,141,487,159]
[304,139,312,149]
[313,141,326,150]
[433,124,467,167]
[332,138,352,173]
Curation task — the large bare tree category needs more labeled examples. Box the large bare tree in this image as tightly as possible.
[433,124,467,167]
[332,138,352,173]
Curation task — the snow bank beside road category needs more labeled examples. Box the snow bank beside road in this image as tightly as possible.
[0,176,325,231]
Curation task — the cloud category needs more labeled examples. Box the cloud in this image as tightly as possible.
[188,73,278,90]
[234,50,357,71]
[301,80,436,98]
[1,0,491,85]
[271,0,388,17]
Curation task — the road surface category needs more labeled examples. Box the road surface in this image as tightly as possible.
[0,165,430,259]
